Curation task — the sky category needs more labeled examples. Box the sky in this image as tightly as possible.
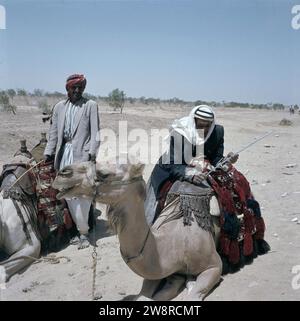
[0,0,299,104]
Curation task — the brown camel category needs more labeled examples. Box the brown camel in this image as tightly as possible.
[52,160,222,300]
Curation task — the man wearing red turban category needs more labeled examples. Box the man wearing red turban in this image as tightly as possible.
[65,74,87,92]
[44,74,100,249]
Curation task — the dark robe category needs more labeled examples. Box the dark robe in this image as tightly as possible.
[144,125,224,224]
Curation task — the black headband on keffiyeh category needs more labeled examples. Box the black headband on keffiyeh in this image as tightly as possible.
[194,105,215,121]
[170,105,216,146]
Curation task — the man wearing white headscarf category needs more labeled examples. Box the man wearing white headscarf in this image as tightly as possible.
[144,105,238,224]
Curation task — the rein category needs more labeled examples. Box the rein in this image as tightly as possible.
[0,160,43,196]
[92,173,149,264]
[86,168,144,298]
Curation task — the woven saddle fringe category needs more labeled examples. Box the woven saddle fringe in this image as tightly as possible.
[165,192,214,235]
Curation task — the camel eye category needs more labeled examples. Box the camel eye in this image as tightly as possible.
[59,167,73,177]
[96,172,110,181]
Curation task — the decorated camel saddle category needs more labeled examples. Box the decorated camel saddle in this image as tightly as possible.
[159,164,270,272]
[0,138,74,251]
[164,181,215,234]
[0,163,36,200]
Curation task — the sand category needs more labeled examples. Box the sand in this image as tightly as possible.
[0,105,300,301]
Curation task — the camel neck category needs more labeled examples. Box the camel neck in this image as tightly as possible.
[117,191,149,257]
[114,183,162,278]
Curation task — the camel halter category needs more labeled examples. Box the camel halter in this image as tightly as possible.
[96,175,144,188]
[111,176,150,264]
[83,164,144,189]
[120,227,151,264]
[85,167,144,298]
[92,173,148,264]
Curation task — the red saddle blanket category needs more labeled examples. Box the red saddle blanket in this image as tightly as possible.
[208,165,266,264]
[33,160,73,243]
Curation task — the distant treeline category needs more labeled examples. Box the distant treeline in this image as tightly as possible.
[0,88,297,113]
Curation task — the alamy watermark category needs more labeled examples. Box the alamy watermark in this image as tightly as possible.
[0,5,6,30]
[95,121,205,166]
[291,265,300,290]
[291,5,300,30]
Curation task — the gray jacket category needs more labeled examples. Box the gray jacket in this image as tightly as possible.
[44,98,100,170]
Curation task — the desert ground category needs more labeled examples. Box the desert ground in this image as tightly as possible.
[0,104,300,301]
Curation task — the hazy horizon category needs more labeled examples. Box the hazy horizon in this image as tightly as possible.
[0,0,299,105]
[0,86,293,107]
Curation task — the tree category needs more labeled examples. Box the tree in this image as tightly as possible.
[0,91,9,106]
[45,91,65,98]
[84,93,98,101]
[38,99,51,114]
[108,88,126,114]
[6,89,16,102]
[139,96,146,105]
[194,100,206,106]
[128,97,135,104]
[33,89,44,97]
[0,91,17,114]
[272,103,285,111]
[16,88,27,96]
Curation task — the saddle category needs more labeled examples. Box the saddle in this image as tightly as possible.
[0,163,35,200]
[164,180,215,233]
[167,180,214,198]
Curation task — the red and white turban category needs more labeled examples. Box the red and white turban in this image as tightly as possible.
[65,74,87,91]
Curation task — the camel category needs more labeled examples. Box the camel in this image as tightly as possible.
[0,156,41,282]
[53,160,223,301]
[0,194,41,282]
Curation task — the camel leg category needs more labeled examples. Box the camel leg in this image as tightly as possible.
[185,266,221,301]
[153,274,186,301]
[1,238,41,281]
[135,279,162,300]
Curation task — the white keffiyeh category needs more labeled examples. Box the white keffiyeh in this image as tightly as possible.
[171,105,216,146]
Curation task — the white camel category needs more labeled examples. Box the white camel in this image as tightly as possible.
[0,194,41,282]
[0,158,41,282]
[53,160,222,301]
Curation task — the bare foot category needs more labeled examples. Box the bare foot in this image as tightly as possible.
[69,235,80,245]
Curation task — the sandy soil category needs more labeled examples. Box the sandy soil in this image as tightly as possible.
[0,105,300,301]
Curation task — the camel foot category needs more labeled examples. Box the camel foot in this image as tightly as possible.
[185,266,221,301]
[136,295,154,301]
[0,266,7,284]
[139,279,162,299]
[186,280,196,294]
[153,274,186,301]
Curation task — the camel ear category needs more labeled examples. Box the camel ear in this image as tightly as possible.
[59,166,73,177]
[124,153,145,178]
[76,164,88,174]
[127,153,141,165]
[128,163,145,178]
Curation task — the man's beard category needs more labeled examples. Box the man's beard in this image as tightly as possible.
[197,128,206,138]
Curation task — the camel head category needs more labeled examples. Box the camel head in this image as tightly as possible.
[52,159,146,204]
[52,162,94,200]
